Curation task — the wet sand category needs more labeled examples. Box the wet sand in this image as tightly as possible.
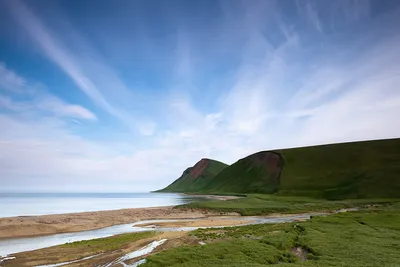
[0,206,238,239]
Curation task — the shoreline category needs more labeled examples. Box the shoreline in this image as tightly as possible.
[0,205,238,240]
[0,191,362,240]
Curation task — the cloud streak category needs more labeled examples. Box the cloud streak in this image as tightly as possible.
[5,0,150,132]
[0,62,96,121]
[7,1,111,109]
[0,62,25,93]
[36,96,97,120]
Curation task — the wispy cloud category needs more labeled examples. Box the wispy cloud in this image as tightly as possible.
[36,96,97,120]
[6,1,111,110]
[0,93,97,121]
[0,62,25,92]
[304,1,323,32]
[5,0,152,132]
[160,0,400,156]
[1,0,400,192]
[0,63,96,121]
[174,33,193,84]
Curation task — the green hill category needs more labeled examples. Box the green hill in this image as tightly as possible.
[201,151,284,194]
[157,158,228,193]
[201,138,400,199]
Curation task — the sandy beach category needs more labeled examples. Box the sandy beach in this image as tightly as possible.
[0,205,239,239]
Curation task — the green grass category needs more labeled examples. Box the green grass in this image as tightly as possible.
[61,231,156,253]
[157,159,228,193]
[201,152,283,194]
[143,205,400,266]
[144,239,295,267]
[198,138,400,199]
[277,138,400,199]
[179,194,398,216]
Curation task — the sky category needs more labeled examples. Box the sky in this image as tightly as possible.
[0,0,399,192]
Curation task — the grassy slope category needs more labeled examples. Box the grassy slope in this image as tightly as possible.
[201,138,400,199]
[179,194,399,216]
[143,204,400,267]
[201,153,282,194]
[277,138,400,199]
[157,159,228,193]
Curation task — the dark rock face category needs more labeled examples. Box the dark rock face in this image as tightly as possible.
[189,159,210,180]
[252,152,284,186]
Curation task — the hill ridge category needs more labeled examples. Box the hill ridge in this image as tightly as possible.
[200,138,400,199]
[157,158,228,193]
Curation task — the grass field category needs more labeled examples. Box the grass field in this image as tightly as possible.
[178,194,399,215]
[199,138,400,199]
[143,203,400,266]
[61,231,157,253]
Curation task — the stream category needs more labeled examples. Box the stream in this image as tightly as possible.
[0,213,323,256]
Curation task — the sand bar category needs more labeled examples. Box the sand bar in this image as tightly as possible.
[0,206,238,239]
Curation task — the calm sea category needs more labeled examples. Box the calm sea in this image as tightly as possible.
[0,193,203,218]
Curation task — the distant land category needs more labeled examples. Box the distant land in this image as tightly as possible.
[158,138,400,199]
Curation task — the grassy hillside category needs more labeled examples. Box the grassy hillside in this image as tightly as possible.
[201,151,284,194]
[201,138,400,199]
[157,158,228,193]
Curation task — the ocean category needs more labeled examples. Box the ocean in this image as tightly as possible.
[0,192,203,218]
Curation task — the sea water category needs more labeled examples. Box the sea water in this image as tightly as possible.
[0,192,202,218]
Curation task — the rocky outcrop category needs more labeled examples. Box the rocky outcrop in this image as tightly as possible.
[250,152,284,185]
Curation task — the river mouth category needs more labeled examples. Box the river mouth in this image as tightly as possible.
[0,213,322,256]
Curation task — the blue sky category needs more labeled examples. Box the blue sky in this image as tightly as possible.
[0,0,400,192]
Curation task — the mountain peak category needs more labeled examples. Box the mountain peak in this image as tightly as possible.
[157,158,228,193]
